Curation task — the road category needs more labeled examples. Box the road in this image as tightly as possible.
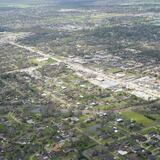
[9,42,62,62]
[1,66,40,75]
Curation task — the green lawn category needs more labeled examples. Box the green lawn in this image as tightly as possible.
[121,111,154,127]
[0,3,31,8]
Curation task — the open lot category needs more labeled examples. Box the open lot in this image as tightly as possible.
[121,111,154,127]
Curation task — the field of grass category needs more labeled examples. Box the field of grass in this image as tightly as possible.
[121,111,154,127]
[0,3,31,8]
[108,67,123,74]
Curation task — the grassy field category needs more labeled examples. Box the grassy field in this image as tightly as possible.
[0,2,31,8]
[0,3,30,8]
[121,110,154,127]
